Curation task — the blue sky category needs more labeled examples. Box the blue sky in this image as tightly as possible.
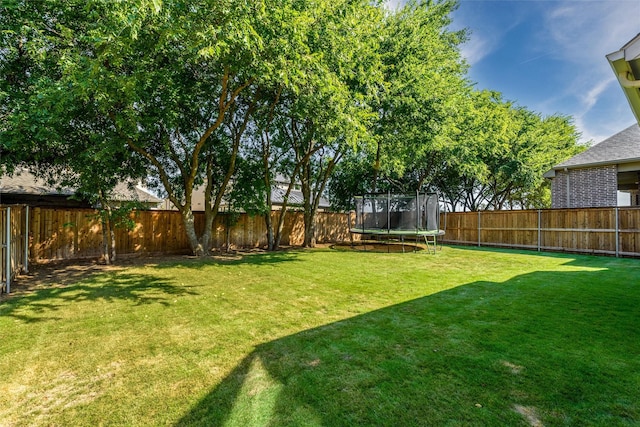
[389,0,639,144]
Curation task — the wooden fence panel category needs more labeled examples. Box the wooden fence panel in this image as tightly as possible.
[477,210,539,249]
[30,208,102,261]
[11,207,27,278]
[1,208,9,288]
[142,211,190,255]
[315,212,353,243]
[618,207,640,256]
[539,208,616,255]
[20,206,640,263]
[441,211,478,246]
[442,207,640,257]
[279,211,304,246]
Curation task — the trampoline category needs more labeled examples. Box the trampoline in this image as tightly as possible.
[349,192,445,254]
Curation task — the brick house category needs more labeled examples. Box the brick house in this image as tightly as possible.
[544,124,640,208]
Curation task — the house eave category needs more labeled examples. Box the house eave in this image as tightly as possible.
[607,34,640,125]
[543,169,556,179]
[552,157,640,172]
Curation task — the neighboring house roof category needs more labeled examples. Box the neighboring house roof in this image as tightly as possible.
[544,124,640,177]
[607,33,640,125]
[110,182,163,204]
[0,169,162,206]
[272,174,330,208]
[271,187,330,209]
[0,170,75,197]
[160,187,331,211]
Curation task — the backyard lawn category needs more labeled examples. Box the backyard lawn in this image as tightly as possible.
[1,246,639,426]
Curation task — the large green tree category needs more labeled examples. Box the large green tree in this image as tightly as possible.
[370,0,467,193]
[435,91,584,211]
[242,0,383,248]
[329,0,468,207]
[1,0,323,255]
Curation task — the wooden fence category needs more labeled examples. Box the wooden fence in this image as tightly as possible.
[28,208,354,262]
[7,206,640,270]
[441,207,640,257]
[0,206,29,293]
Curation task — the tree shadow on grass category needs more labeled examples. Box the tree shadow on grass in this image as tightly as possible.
[1,251,302,323]
[149,249,304,269]
[177,267,640,426]
[0,263,198,323]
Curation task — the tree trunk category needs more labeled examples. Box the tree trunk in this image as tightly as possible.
[199,209,216,254]
[264,172,275,250]
[273,166,301,250]
[300,161,314,248]
[265,211,274,251]
[260,87,281,251]
[182,209,204,256]
[372,139,382,192]
[101,217,111,265]
[110,226,116,263]
[274,209,288,250]
[100,195,114,264]
[303,208,316,247]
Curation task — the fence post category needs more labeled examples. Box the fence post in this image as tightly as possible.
[537,209,541,252]
[615,207,619,258]
[5,206,11,294]
[387,190,391,234]
[23,206,29,273]
[477,210,481,247]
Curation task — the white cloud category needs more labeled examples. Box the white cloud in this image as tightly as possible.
[538,1,638,142]
[582,76,616,111]
[459,34,495,65]
[395,0,638,142]
[543,1,638,64]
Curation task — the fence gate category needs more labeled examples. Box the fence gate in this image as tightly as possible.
[1,205,29,294]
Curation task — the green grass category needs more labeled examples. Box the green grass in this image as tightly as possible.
[1,246,639,426]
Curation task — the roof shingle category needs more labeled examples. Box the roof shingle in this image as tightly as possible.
[554,124,640,169]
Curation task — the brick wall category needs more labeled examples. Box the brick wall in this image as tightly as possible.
[551,165,618,208]
[551,172,568,208]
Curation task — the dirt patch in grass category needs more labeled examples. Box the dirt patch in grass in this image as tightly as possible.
[331,242,425,253]
[501,360,524,375]
[514,404,544,427]
[2,259,121,301]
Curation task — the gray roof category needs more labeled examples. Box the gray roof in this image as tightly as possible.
[111,182,163,204]
[553,124,640,169]
[0,170,162,204]
[0,170,74,196]
[271,187,330,208]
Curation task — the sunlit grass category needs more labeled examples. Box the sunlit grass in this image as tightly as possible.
[1,246,639,426]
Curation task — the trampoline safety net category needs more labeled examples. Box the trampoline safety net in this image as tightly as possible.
[352,193,441,233]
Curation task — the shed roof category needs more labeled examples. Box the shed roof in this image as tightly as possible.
[551,124,640,170]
